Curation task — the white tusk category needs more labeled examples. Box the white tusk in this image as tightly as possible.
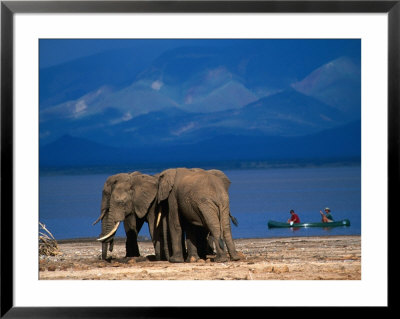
[93,212,105,226]
[97,221,120,242]
[156,211,162,228]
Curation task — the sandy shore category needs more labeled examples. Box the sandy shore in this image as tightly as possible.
[39,235,361,280]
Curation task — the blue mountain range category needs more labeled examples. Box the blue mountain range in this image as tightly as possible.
[39,40,361,169]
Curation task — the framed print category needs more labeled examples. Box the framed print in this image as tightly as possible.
[1,0,396,317]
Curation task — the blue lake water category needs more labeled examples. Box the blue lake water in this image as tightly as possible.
[39,166,361,240]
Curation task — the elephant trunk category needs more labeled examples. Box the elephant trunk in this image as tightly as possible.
[97,221,120,242]
[99,208,113,234]
[102,242,108,260]
[98,209,120,260]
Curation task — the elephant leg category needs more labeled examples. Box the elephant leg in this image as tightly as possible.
[161,214,170,260]
[210,234,228,262]
[147,202,162,260]
[185,225,200,262]
[206,233,215,256]
[197,201,228,263]
[124,214,141,257]
[152,210,170,261]
[221,208,240,261]
[189,226,211,260]
[182,230,188,260]
[152,221,163,261]
[197,228,214,259]
[168,197,185,263]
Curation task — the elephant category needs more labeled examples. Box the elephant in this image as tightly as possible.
[93,171,164,260]
[158,201,217,261]
[183,169,238,261]
[157,167,241,263]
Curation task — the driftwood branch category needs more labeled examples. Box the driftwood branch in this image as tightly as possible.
[39,222,60,256]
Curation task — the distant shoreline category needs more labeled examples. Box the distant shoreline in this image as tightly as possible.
[40,159,361,176]
[57,236,151,244]
[57,234,361,244]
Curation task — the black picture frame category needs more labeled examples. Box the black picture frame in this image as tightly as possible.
[1,0,395,317]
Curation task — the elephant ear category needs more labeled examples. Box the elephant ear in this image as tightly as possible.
[130,174,158,219]
[157,169,176,202]
[207,169,231,191]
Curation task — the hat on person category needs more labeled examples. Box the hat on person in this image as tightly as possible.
[324,207,331,212]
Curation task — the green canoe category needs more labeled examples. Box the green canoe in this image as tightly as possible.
[267,219,351,228]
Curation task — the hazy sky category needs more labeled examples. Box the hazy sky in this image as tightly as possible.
[39,38,360,69]
[40,39,240,68]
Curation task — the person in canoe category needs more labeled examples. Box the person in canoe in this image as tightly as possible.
[287,209,300,225]
[320,207,334,223]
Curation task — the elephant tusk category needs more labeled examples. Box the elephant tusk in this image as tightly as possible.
[97,221,120,242]
[93,211,106,226]
[156,211,162,228]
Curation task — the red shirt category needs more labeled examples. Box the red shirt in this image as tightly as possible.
[289,213,300,223]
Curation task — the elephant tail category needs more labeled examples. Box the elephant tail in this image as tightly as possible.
[230,213,239,227]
